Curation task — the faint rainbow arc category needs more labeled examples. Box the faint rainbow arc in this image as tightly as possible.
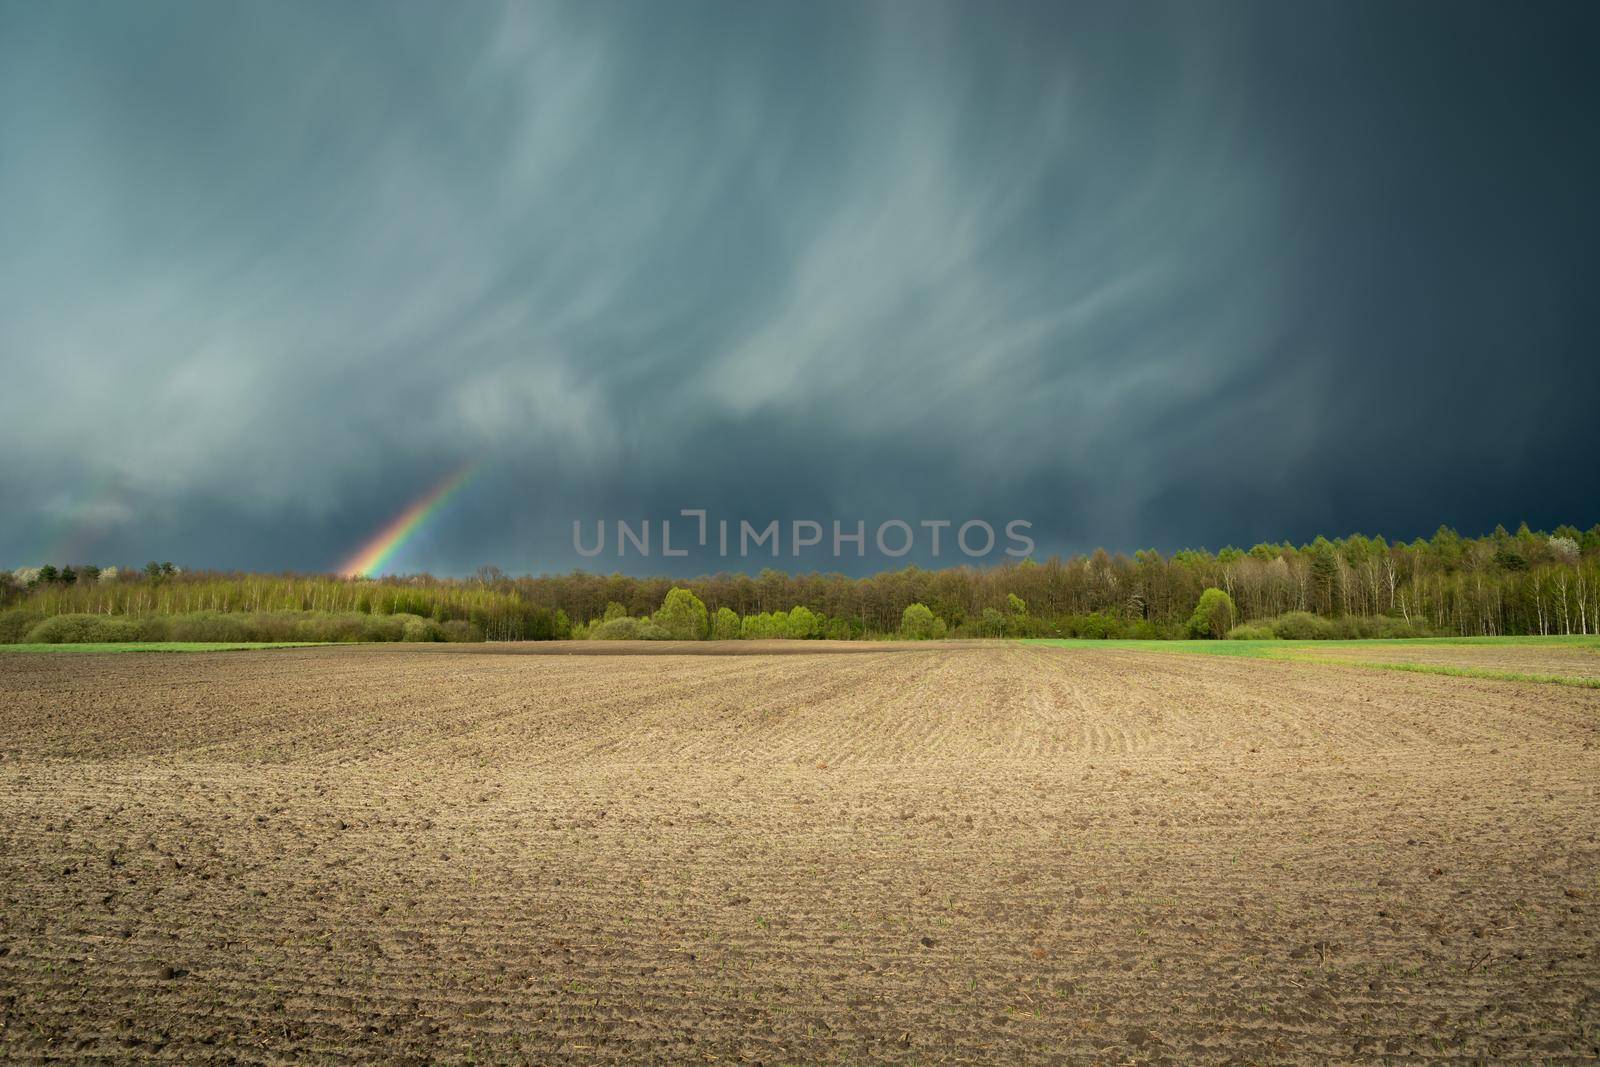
[339,464,476,577]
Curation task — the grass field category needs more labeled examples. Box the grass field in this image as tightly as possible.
[1,641,1596,1061]
[1028,634,1600,686]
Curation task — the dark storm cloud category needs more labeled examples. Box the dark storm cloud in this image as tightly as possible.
[2,0,1596,576]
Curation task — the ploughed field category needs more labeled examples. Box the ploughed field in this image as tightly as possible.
[1,643,1597,1063]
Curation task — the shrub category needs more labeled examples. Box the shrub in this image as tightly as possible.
[785,605,818,639]
[1121,618,1173,640]
[653,588,709,640]
[293,613,371,642]
[1364,614,1432,639]
[1226,623,1276,640]
[1270,611,1335,640]
[590,616,671,640]
[1062,612,1118,639]
[441,619,479,642]
[0,609,44,643]
[24,614,144,643]
[401,615,442,642]
[166,612,253,642]
[135,616,172,640]
[1187,588,1236,639]
[1328,615,1363,640]
[902,604,934,639]
[591,616,643,640]
[359,615,407,642]
[711,606,741,640]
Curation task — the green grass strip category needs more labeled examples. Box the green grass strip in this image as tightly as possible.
[1283,656,1600,689]
[1023,637,1600,687]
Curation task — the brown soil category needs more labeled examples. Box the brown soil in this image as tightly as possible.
[1,644,1597,1063]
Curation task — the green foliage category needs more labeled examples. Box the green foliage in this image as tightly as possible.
[711,606,741,640]
[402,615,442,642]
[1493,542,1528,571]
[1226,623,1276,640]
[589,617,637,639]
[1270,611,1334,640]
[13,610,482,645]
[441,619,479,642]
[654,587,709,639]
[9,516,1597,643]
[901,603,945,640]
[785,605,818,639]
[1187,588,1236,639]
[1060,612,1122,639]
[0,609,45,643]
[25,614,147,643]
[1259,612,1433,640]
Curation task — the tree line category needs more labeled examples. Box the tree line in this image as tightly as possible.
[4,521,1598,642]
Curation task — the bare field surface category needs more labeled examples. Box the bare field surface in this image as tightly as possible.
[1,645,1597,1063]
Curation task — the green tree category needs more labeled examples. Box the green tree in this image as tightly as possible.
[653,587,708,640]
[786,605,818,639]
[1187,588,1236,639]
[602,601,628,622]
[37,565,59,585]
[1307,537,1340,615]
[1006,593,1026,616]
[711,606,741,640]
[901,602,940,640]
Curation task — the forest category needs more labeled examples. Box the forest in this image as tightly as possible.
[3,522,1598,642]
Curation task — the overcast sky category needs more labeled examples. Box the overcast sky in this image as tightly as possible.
[2,0,1597,576]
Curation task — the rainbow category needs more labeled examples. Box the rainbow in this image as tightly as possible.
[339,464,476,577]
[32,470,133,566]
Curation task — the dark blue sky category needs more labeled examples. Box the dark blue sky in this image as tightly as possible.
[2,0,1596,576]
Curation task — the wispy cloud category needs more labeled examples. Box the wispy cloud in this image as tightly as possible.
[2,0,1596,572]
